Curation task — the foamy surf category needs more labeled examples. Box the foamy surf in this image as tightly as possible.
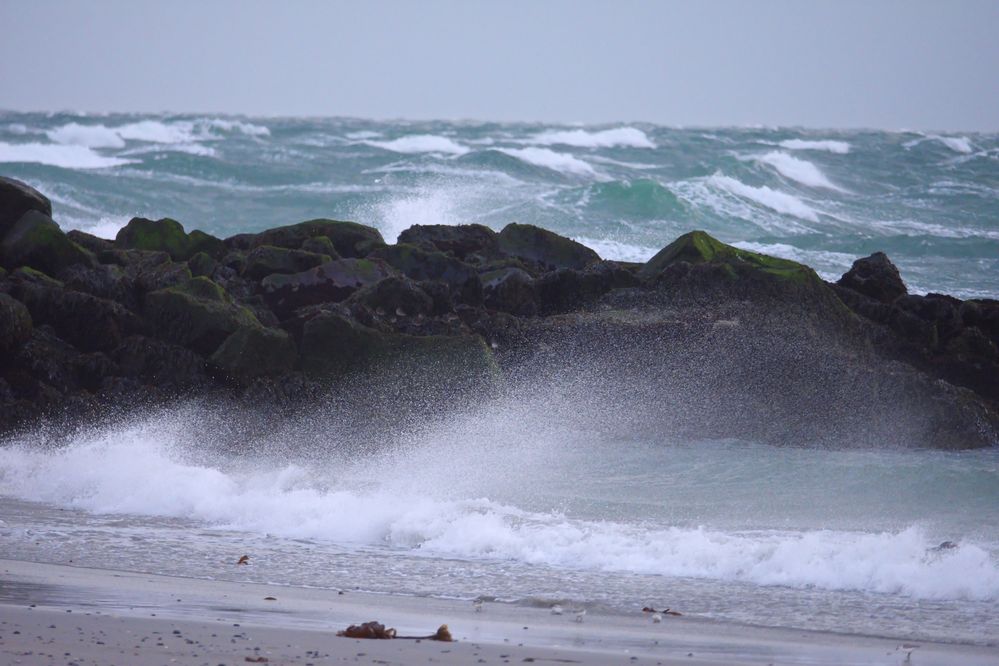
[529,127,656,149]
[0,142,134,169]
[755,151,845,191]
[498,147,598,177]
[707,174,821,223]
[367,134,470,155]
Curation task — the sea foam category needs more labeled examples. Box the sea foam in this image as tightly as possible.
[1,431,996,602]
[707,174,820,222]
[368,135,470,155]
[530,127,655,149]
[0,142,133,169]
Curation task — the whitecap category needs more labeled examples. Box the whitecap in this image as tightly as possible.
[0,142,133,169]
[707,174,820,222]
[45,123,126,149]
[756,151,844,191]
[904,134,975,154]
[529,127,655,149]
[345,130,382,140]
[367,135,469,155]
[115,120,200,144]
[777,139,851,154]
[498,147,597,177]
[201,118,271,136]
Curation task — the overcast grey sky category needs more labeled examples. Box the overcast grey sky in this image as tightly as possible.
[1,0,997,130]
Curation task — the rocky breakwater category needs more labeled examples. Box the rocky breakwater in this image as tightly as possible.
[0,176,997,448]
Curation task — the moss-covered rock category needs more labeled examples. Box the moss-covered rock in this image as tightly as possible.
[369,243,482,303]
[226,219,384,258]
[348,276,434,316]
[115,217,224,261]
[397,224,499,261]
[638,230,816,283]
[299,235,340,257]
[482,266,537,316]
[0,177,51,238]
[261,257,396,318]
[0,292,32,355]
[1,211,95,275]
[144,278,260,355]
[241,245,333,281]
[497,223,600,271]
[209,325,297,381]
[187,251,218,278]
[299,311,498,382]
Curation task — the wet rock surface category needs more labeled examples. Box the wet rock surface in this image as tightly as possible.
[0,184,996,448]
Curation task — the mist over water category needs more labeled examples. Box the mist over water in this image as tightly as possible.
[2,112,998,299]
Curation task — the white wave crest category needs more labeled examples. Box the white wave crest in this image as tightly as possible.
[707,174,820,222]
[934,135,974,154]
[0,142,133,169]
[778,139,851,154]
[498,147,597,177]
[201,118,271,136]
[1,434,997,601]
[757,151,844,191]
[368,135,469,155]
[46,123,126,149]
[530,127,656,149]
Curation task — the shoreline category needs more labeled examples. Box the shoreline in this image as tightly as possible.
[1,558,996,665]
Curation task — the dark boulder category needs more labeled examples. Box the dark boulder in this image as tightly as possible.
[0,177,51,237]
[187,251,218,278]
[66,229,114,255]
[536,261,640,314]
[348,276,434,317]
[241,245,333,281]
[226,219,384,258]
[299,235,341,257]
[112,335,208,388]
[0,292,32,356]
[260,258,396,318]
[481,266,537,316]
[115,217,225,261]
[144,277,260,355]
[497,223,600,271]
[397,224,499,262]
[1,210,95,275]
[209,325,298,383]
[369,243,482,304]
[837,252,907,304]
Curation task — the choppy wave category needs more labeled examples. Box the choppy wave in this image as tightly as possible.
[707,174,821,223]
[777,139,851,154]
[1,431,996,602]
[755,151,844,191]
[0,142,133,169]
[529,127,655,149]
[498,147,597,177]
[367,134,469,155]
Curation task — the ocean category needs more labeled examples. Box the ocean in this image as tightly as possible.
[1,112,998,647]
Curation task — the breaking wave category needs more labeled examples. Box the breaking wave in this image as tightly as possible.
[756,151,844,191]
[529,127,655,149]
[498,147,597,177]
[367,134,470,155]
[707,174,821,222]
[0,142,133,169]
[777,139,851,154]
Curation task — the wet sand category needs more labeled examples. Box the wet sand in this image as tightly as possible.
[0,558,995,665]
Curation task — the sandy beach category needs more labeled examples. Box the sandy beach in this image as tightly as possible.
[0,558,994,665]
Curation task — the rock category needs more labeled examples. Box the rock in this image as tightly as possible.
[10,271,141,353]
[125,253,193,296]
[261,258,396,318]
[497,223,600,271]
[481,267,537,316]
[837,252,907,304]
[209,325,297,382]
[348,276,434,317]
[11,326,117,394]
[66,229,114,255]
[187,251,218,278]
[397,224,499,262]
[369,244,482,304]
[226,219,384,258]
[299,235,341,257]
[241,245,332,281]
[0,177,51,237]
[536,262,639,314]
[0,292,32,355]
[112,335,208,388]
[115,217,225,261]
[144,277,260,355]
[57,263,136,308]
[1,210,95,275]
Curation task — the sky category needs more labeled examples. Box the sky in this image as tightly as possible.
[1,0,997,131]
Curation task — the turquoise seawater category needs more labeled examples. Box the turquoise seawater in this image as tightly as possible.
[2,112,997,298]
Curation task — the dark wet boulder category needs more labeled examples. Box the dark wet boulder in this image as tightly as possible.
[57,263,136,308]
[260,258,396,318]
[241,245,333,281]
[187,251,218,278]
[115,217,225,261]
[348,276,434,317]
[10,326,117,394]
[369,243,482,304]
[0,177,51,237]
[66,229,114,255]
[124,252,193,296]
[209,325,297,382]
[0,292,32,355]
[144,277,260,355]
[226,219,384,258]
[837,252,907,304]
[1,210,95,275]
[10,270,141,353]
[112,335,208,388]
[536,261,640,314]
[497,223,600,271]
[398,224,499,262]
[299,235,341,257]
[481,266,537,316]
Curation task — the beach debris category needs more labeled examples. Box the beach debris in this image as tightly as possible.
[237,555,250,565]
[550,604,563,615]
[642,606,682,616]
[473,599,484,613]
[652,613,662,623]
[245,658,269,663]
[337,621,453,642]
[573,609,586,623]
[263,596,277,601]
